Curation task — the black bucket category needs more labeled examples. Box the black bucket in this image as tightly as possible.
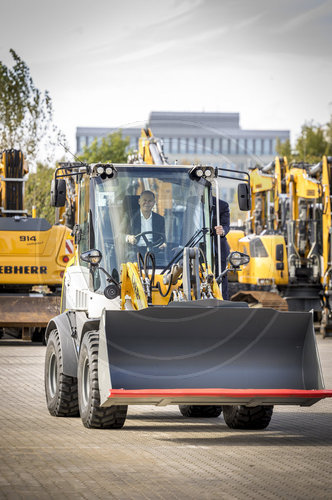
[97,302,323,404]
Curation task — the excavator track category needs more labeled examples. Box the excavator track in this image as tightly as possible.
[231,290,288,311]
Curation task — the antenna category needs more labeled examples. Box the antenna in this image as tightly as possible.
[59,141,86,166]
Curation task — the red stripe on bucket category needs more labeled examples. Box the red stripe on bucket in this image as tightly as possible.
[109,388,332,399]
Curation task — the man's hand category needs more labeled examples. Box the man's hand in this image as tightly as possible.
[215,225,225,236]
[159,242,167,249]
[127,234,137,245]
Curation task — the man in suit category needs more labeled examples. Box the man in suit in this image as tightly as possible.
[212,198,230,300]
[126,190,166,253]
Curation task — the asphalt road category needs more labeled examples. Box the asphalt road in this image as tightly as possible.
[0,337,332,499]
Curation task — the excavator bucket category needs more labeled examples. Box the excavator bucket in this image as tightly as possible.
[98,301,331,408]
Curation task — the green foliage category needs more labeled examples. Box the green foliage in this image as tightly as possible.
[25,163,55,223]
[275,137,292,158]
[277,120,332,164]
[0,49,64,161]
[295,122,329,163]
[78,131,130,163]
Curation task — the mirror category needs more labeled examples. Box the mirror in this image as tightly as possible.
[238,183,251,211]
[50,179,66,207]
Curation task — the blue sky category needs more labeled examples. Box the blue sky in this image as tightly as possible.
[1,0,332,155]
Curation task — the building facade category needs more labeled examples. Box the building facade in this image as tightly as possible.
[76,111,289,171]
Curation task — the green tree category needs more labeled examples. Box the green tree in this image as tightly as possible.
[78,131,130,163]
[275,137,292,158]
[25,163,55,223]
[0,49,64,160]
[276,121,332,164]
[295,122,329,163]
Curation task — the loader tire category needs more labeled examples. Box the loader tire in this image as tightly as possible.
[45,329,79,417]
[78,331,127,429]
[222,405,273,430]
[179,405,222,418]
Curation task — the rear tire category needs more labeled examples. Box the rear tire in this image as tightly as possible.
[78,331,127,429]
[222,405,273,430]
[179,405,222,418]
[45,329,79,417]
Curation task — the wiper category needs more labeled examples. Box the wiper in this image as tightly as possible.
[161,227,209,274]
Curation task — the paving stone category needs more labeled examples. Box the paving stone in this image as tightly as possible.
[0,338,332,499]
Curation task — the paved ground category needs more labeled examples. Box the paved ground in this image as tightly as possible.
[0,337,332,500]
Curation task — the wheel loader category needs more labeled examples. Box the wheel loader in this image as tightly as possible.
[44,160,332,430]
[0,149,74,341]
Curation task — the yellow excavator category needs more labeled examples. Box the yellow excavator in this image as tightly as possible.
[230,157,325,315]
[43,150,332,430]
[0,149,74,341]
[228,158,289,309]
[309,156,332,336]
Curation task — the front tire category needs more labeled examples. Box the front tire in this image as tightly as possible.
[78,331,127,429]
[44,329,79,417]
[222,405,273,430]
[179,405,222,418]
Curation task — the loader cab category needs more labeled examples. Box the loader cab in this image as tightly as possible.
[80,165,215,293]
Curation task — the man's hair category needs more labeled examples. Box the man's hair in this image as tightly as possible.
[139,190,155,199]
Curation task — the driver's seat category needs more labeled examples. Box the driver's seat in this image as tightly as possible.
[123,195,140,220]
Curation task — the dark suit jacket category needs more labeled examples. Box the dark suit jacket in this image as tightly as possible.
[212,198,230,264]
[127,211,166,245]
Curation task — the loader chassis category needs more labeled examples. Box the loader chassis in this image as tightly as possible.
[45,162,332,430]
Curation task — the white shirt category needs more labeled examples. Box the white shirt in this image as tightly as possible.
[137,211,153,245]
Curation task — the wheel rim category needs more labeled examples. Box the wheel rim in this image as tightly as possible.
[48,352,57,398]
[82,357,90,407]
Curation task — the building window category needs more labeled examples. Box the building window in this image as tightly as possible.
[247,138,254,154]
[163,138,170,154]
[263,139,270,155]
[222,138,228,154]
[179,138,186,154]
[177,138,181,154]
[205,138,212,154]
[238,138,245,155]
[196,137,203,153]
[272,139,277,154]
[229,139,236,155]
[256,139,262,155]
[188,137,195,154]
[79,136,86,152]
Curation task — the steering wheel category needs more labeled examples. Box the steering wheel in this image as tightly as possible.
[134,231,165,249]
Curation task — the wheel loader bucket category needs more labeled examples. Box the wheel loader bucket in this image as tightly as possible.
[97,301,332,408]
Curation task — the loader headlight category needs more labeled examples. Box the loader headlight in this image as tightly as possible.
[80,249,102,266]
[189,166,216,180]
[228,251,250,268]
[92,163,117,179]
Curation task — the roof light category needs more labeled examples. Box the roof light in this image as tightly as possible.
[189,166,216,180]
